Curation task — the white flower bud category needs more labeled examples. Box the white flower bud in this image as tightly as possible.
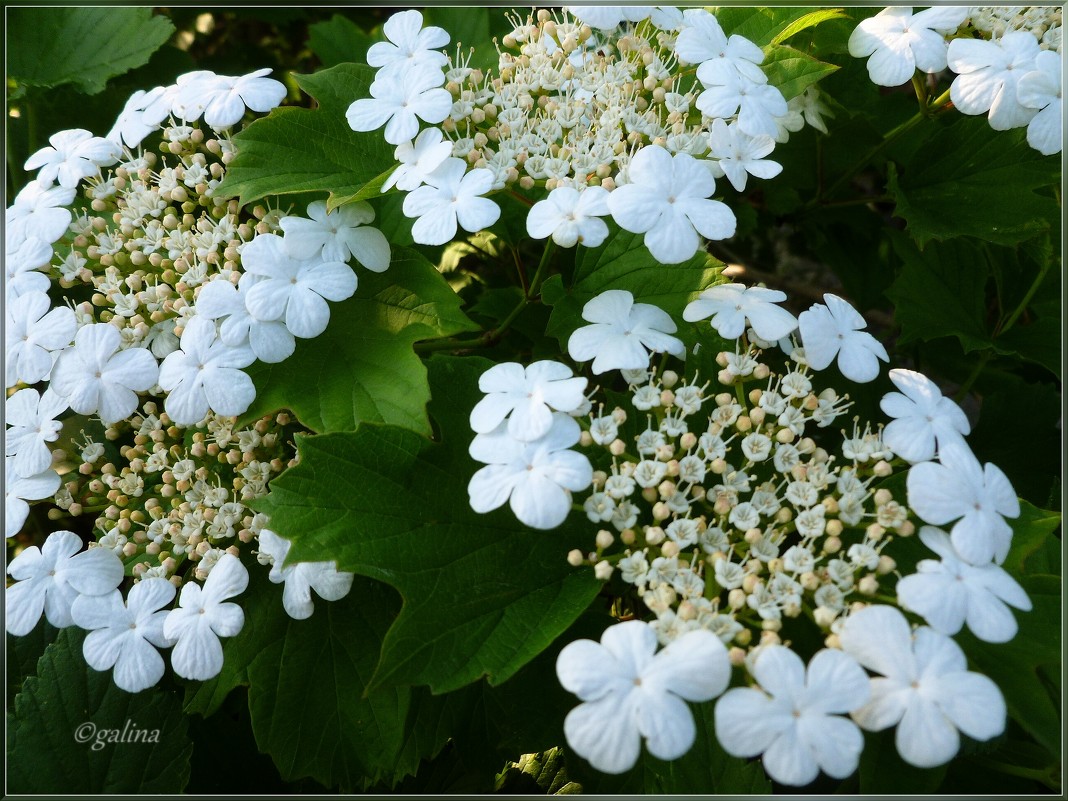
[567,549,584,566]
[595,529,614,549]
[594,560,614,580]
[858,574,879,595]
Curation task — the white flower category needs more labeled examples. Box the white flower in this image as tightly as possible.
[566,6,654,30]
[6,182,76,248]
[50,324,159,425]
[257,529,355,620]
[526,185,611,248]
[879,368,970,463]
[367,9,450,80]
[172,68,287,129]
[107,87,171,148]
[848,7,969,87]
[897,526,1032,643]
[568,289,685,374]
[278,200,390,270]
[1018,50,1062,155]
[194,278,294,363]
[158,316,256,426]
[4,459,60,538]
[906,439,1019,565]
[683,282,798,341]
[470,361,588,441]
[241,232,357,339]
[607,145,736,264]
[556,619,730,773]
[5,530,124,635]
[5,388,67,477]
[706,119,782,192]
[5,290,76,388]
[715,645,870,786]
[947,31,1040,130]
[468,414,593,529]
[839,605,1006,768]
[71,578,176,693]
[675,9,765,84]
[695,72,789,140]
[346,65,452,145]
[401,158,500,245]
[163,553,248,680]
[798,293,888,383]
[23,128,120,188]
[5,236,53,304]
[382,127,453,192]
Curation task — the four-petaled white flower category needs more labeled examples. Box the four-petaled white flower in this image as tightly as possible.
[840,605,1006,768]
[527,185,611,248]
[848,7,969,87]
[675,9,765,84]
[706,119,783,192]
[6,530,124,636]
[163,553,249,680]
[172,68,287,129]
[71,577,176,693]
[566,6,654,30]
[158,316,256,426]
[897,526,1032,643]
[6,182,76,248]
[683,283,798,342]
[468,413,593,529]
[401,158,501,245]
[346,64,453,145]
[608,145,736,264]
[695,71,789,140]
[107,86,171,148]
[568,289,685,375]
[5,459,61,538]
[194,277,295,364]
[5,236,53,304]
[1017,50,1062,156]
[906,439,1019,565]
[947,31,1040,131]
[5,290,76,388]
[50,323,159,425]
[470,360,588,441]
[278,200,390,270]
[367,9,450,80]
[879,368,970,463]
[24,128,120,188]
[715,645,870,786]
[556,619,731,773]
[798,293,888,383]
[257,529,355,620]
[5,388,68,477]
[241,232,357,339]
[383,127,454,192]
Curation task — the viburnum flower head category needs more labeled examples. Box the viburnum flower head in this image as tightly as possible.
[257,529,355,620]
[5,290,77,388]
[840,605,1006,768]
[1017,50,1063,156]
[401,158,500,245]
[947,32,1040,130]
[157,316,256,426]
[568,290,685,375]
[906,439,1019,565]
[50,323,159,425]
[683,282,798,341]
[714,645,870,786]
[6,182,76,248]
[526,185,611,248]
[556,620,731,773]
[382,127,453,192]
[879,368,970,463]
[346,64,452,145]
[194,277,295,364]
[241,232,357,339]
[171,68,287,129]
[5,388,68,477]
[5,459,60,538]
[468,413,593,529]
[675,9,766,84]
[848,7,969,87]
[5,236,53,303]
[71,577,176,693]
[798,293,888,383]
[607,145,736,264]
[163,553,249,680]
[6,530,123,636]
[471,361,588,441]
[706,119,783,192]
[278,200,390,270]
[897,526,1032,643]
[23,128,120,188]
[367,9,450,79]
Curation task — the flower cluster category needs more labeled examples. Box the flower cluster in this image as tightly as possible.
[849,6,1062,155]
[348,8,831,262]
[465,284,1028,784]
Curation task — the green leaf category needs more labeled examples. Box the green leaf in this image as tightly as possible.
[997,502,1061,578]
[8,628,192,793]
[241,246,478,435]
[859,729,948,793]
[256,355,602,693]
[215,64,395,208]
[887,117,1060,247]
[422,8,504,72]
[769,8,850,45]
[714,7,841,47]
[8,8,174,95]
[6,619,58,705]
[762,45,839,100]
[307,14,375,68]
